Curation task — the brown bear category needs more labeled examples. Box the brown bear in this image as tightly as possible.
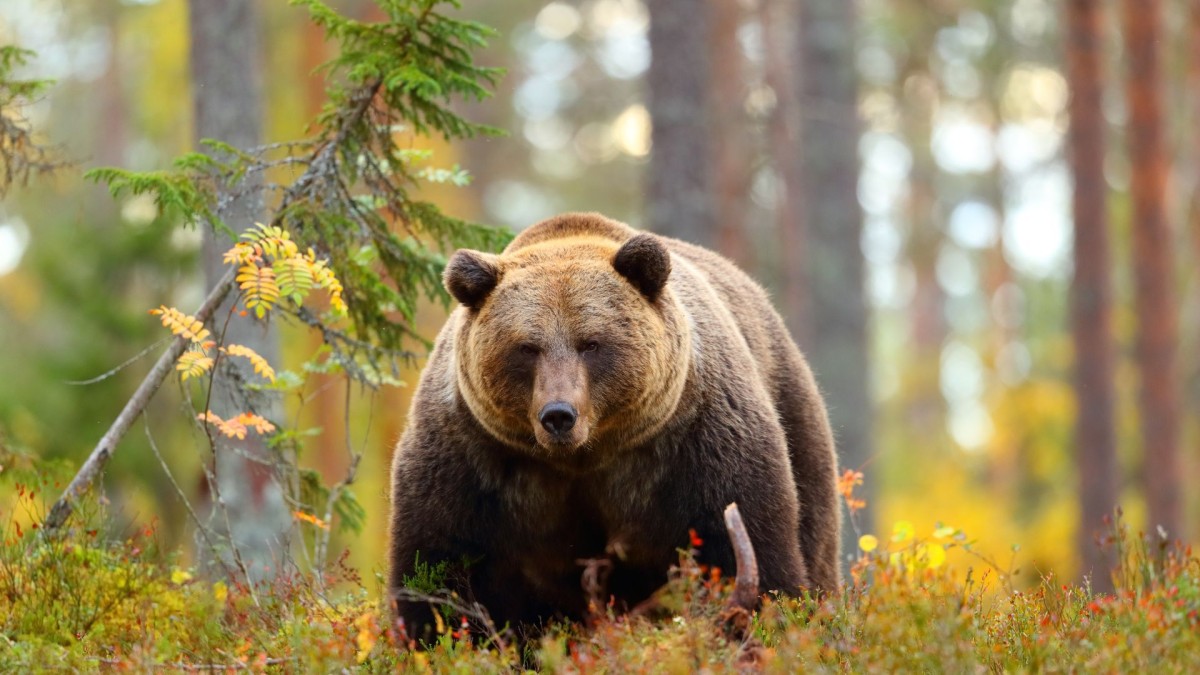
[388,212,840,637]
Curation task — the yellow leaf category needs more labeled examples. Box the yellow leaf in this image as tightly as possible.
[170,568,193,585]
[223,242,259,265]
[150,306,211,342]
[237,264,280,317]
[293,510,329,530]
[858,534,879,552]
[221,344,276,382]
[312,261,347,316]
[213,581,228,603]
[235,412,276,435]
[355,611,378,663]
[196,411,245,439]
[925,543,946,568]
[892,520,914,543]
[176,350,214,381]
[933,525,957,540]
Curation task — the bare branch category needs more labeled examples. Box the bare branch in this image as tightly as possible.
[42,268,236,533]
[43,76,390,534]
[723,502,759,612]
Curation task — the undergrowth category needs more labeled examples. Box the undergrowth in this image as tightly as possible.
[3,471,1199,672]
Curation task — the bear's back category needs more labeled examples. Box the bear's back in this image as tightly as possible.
[505,212,634,252]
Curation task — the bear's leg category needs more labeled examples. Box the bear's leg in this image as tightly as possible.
[388,447,492,641]
[772,345,843,592]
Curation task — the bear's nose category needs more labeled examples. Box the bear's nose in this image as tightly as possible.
[538,402,577,436]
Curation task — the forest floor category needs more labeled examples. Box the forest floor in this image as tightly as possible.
[3,472,1200,672]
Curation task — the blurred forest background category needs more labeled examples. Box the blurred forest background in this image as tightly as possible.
[1,0,1198,591]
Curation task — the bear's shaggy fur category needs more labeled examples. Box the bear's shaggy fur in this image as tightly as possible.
[388,213,840,635]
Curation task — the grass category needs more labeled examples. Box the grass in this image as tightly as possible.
[3,473,1199,672]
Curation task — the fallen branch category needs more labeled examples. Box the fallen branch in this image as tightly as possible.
[723,502,759,611]
[719,502,761,648]
[42,75,384,534]
[578,556,614,621]
[42,269,236,532]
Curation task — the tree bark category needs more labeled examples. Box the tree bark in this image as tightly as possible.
[1120,0,1183,539]
[796,0,873,556]
[762,0,806,331]
[708,0,752,268]
[188,0,290,581]
[1190,0,1200,438]
[646,0,717,246]
[1065,0,1119,588]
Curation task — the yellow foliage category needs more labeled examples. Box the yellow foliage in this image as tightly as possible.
[223,224,346,318]
[988,378,1076,483]
[197,411,276,439]
[237,263,280,318]
[175,349,213,381]
[242,223,299,260]
[222,241,259,265]
[311,259,347,315]
[879,462,1078,585]
[220,344,276,382]
[149,306,210,342]
[353,611,378,663]
[293,510,329,530]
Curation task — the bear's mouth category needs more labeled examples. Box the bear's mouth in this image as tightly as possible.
[532,417,590,452]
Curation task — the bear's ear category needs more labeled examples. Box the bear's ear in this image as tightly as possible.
[613,233,671,301]
[444,249,501,309]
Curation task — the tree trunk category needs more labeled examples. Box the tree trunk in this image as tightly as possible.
[796,0,873,554]
[646,0,716,245]
[1065,0,1119,588]
[762,0,805,332]
[708,0,752,268]
[1189,0,1200,447]
[188,0,290,581]
[1120,0,1183,539]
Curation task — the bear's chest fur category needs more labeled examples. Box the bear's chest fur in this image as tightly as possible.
[465,447,686,618]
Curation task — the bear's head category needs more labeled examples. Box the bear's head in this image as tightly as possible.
[444,229,692,468]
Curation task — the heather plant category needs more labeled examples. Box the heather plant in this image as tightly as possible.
[6,451,1200,669]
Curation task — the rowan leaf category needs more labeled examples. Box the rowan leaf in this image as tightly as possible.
[273,257,316,304]
[223,241,260,266]
[197,410,276,439]
[150,306,211,342]
[176,350,214,381]
[221,344,276,382]
[236,264,280,318]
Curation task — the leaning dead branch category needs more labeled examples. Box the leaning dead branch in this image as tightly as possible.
[723,502,760,611]
[719,502,761,645]
[42,76,386,535]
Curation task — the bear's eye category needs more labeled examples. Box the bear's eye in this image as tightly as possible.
[580,341,600,353]
[518,344,540,356]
